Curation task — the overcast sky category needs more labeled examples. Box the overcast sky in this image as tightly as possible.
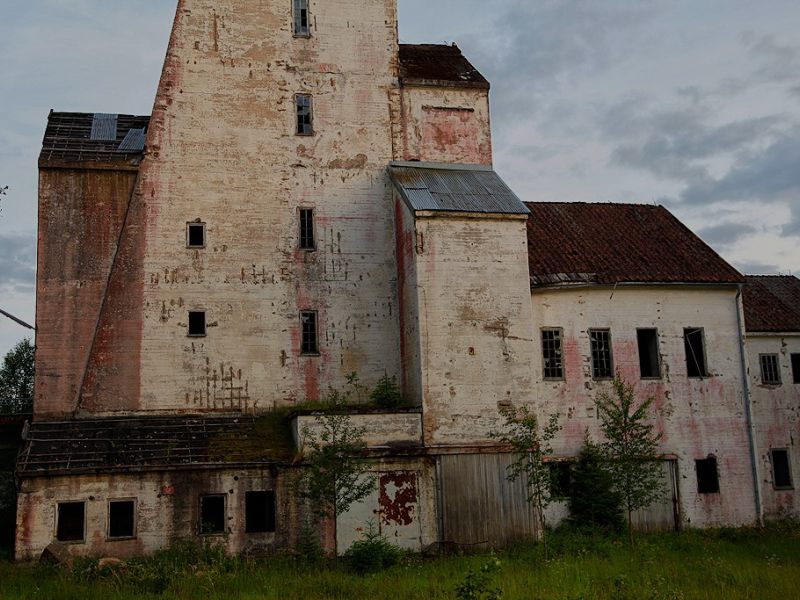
[1,0,799,358]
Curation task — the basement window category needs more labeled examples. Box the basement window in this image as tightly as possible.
[245,491,277,533]
[299,208,316,250]
[770,450,793,490]
[791,354,800,384]
[696,457,720,494]
[760,354,781,386]
[199,495,226,535]
[187,222,206,249]
[637,328,661,379]
[541,328,564,379]
[56,501,86,543]
[684,328,709,378]
[589,329,613,379]
[108,500,136,539]
[301,311,319,355]
[295,94,313,135]
[188,311,207,337]
[293,0,310,36]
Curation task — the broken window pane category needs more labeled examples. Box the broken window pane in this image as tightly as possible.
[295,94,313,135]
[199,495,226,534]
[299,208,315,250]
[770,450,793,489]
[637,329,661,378]
[684,328,708,378]
[791,354,800,384]
[589,329,613,379]
[760,354,781,385]
[301,311,318,355]
[541,328,563,379]
[188,311,206,337]
[187,222,206,248]
[245,491,277,533]
[696,457,719,494]
[108,500,136,539]
[57,501,85,542]
[293,0,310,36]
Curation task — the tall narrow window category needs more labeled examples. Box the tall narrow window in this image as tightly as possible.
[541,328,564,379]
[108,500,136,539]
[696,457,719,494]
[293,0,310,36]
[684,328,708,378]
[199,495,226,535]
[295,94,313,135]
[299,208,315,250]
[770,450,793,490]
[791,354,800,384]
[188,311,206,337]
[760,354,781,385]
[56,501,86,542]
[589,329,613,379]
[245,491,277,533]
[187,222,206,249]
[637,328,661,378]
[301,311,318,355]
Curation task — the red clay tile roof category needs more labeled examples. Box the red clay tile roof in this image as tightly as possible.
[399,44,489,89]
[743,275,800,332]
[525,202,745,287]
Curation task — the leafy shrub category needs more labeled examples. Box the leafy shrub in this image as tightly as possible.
[370,374,402,408]
[297,524,325,564]
[343,523,402,575]
[455,556,503,600]
[567,439,624,533]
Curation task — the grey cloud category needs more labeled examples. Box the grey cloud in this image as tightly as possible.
[0,232,36,289]
[734,260,781,275]
[697,222,758,249]
[783,202,800,237]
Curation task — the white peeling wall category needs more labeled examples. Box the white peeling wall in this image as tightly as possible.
[292,412,423,449]
[531,285,757,527]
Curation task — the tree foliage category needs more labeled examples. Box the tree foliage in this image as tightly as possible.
[0,338,35,403]
[567,437,624,532]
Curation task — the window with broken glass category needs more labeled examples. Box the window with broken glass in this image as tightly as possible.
[295,94,313,135]
[589,329,613,379]
[301,311,318,355]
[199,495,226,535]
[299,208,315,250]
[293,0,310,36]
[108,499,136,539]
[637,328,661,379]
[56,501,86,543]
[760,354,781,386]
[541,328,564,379]
[684,328,709,378]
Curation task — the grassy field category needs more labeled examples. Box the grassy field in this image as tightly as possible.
[0,525,798,599]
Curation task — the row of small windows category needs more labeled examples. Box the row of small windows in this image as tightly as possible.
[185,209,316,251]
[56,492,276,543]
[541,327,709,381]
[759,353,800,386]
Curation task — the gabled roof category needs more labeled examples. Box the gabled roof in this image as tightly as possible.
[743,275,800,333]
[389,162,529,216]
[399,44,489,89]
[40,111,150,167]
[525,202,745,287]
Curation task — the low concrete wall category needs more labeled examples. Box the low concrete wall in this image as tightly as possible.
[291,411,423,450]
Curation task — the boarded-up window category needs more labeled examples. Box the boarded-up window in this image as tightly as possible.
[637,329,661,378]
[301,311,318,355]
[541,328,564,379]
[771,450,793,490]
[684,328,708,377]
[760,354,781,385]
[589,329,613,379]
[245,491,277,533]
[293,0,310,36]
[199,495,226,534]
[299,208,315,250]
[188,311,206,337]
[187,222,206,248]
[56,501,85,542]
[295,94,313,135]
[696,457,719,494]
[791,354,800,384]
[108,500,136,539]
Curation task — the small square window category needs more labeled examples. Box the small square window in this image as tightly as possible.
[299,208,315,250]
[245,491,277,533]
[108,500,136,539]
[791,354,800,384]
[293,0,310,36]
[188,311,206,337]
[301,311,318,355]
[760,354,781,386]
[589,329,613,379]
[637,328,661,379]
[187,222,206,248]
[770,450,793,490]
[295,94,313,135]
[199,495,226,535]
[541,328,564,379]
[696,457,719,494]
[684,328,709,378]
[56,501,86,542]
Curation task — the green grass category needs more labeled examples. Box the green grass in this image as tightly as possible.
[1,524,798,599]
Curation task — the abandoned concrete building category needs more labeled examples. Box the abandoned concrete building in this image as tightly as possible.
[13,0,799,560]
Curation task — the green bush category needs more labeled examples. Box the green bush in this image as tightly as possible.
[370,375,402,408]
[567,440,625,533]
[343,523,402,575]
[297,524,325,564]
[455,556,503,600]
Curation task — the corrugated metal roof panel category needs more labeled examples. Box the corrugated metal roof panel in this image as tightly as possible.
[389,163,529,215]
[91,113,118,141]
[117,127,146,152]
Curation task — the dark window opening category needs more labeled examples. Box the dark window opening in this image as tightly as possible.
[57,502,85,542]
[187,222,206,248]
[199,495,226,535]
[293,0,310,36]
[301,311,318,355]
[188,311,206,337]
[771,450,793,490]
[295,94,313,135]
[696,457,719,494]
[299,208,315,250]
[541,328,564,379]
[590,329,613,379]
[684,328,709,377]
[108,500,136,539]
[637,328,661,378]
[549,462,572,499]
[245,491,277,533]
[760,354,781,385]
[791,354,800,384]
